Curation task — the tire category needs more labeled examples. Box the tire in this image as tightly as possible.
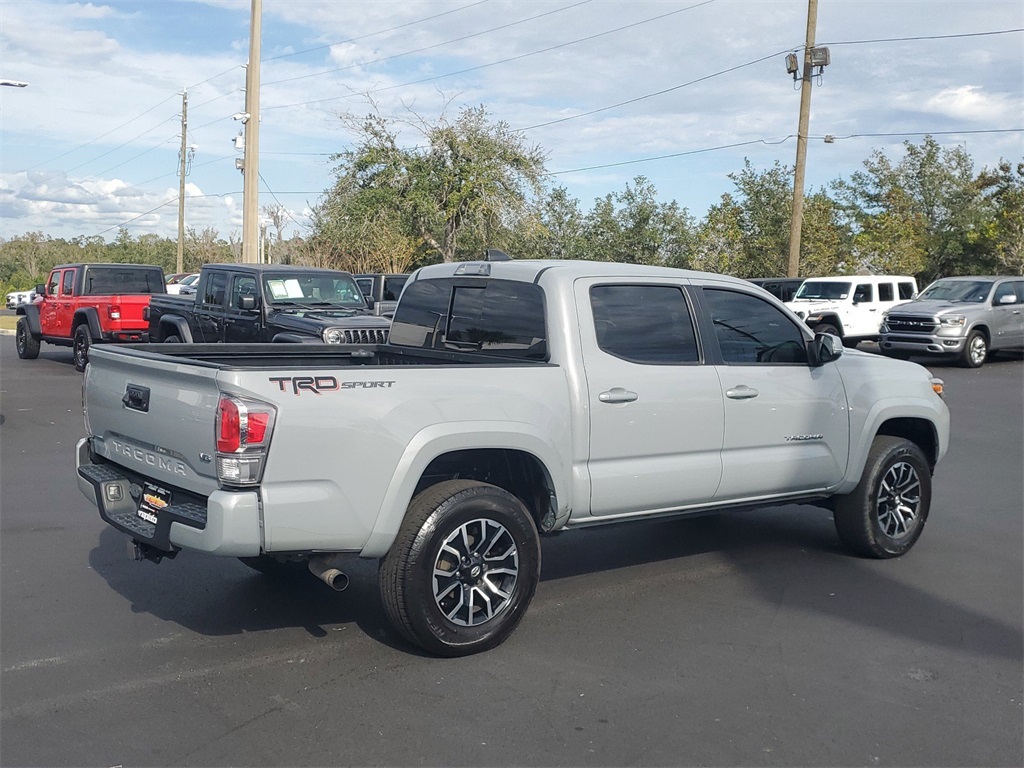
[379,479,541,657]
[73,324,91,372]
[15,318,40,359]
[959,330,987,368]
[814,322,841,338]
[164,335,181,343]
[842,337,860,349]
[834,436,931,559]
[238,555,308,578]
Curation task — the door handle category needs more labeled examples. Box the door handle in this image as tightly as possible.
[726,385,759,400]
[599,387,638,404]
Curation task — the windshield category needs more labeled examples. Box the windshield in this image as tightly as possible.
[793,281,851,300]
[918,279,993,303]
[262,273,366,308]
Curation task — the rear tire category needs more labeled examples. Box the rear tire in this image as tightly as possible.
[16,318,40,359]
[164,335,181,343]
[834,436,931,558]
[73,325,91,372]
[379,480,541,656]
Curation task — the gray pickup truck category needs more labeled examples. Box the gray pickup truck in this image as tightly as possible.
[879,276,1024,368]
[76,257,950,656]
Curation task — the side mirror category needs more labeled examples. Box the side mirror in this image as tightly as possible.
[35,284,45,295]
[239,295,259,311]
[808,331,843,367]
[365,295,375,309]
[997,294,1016,305]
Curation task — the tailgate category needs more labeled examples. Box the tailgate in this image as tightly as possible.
[84,346,222,497]
[112,294,154,327]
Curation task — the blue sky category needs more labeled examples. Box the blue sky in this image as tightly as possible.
[1,0,1021,244]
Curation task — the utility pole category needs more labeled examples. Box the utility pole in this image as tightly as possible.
[176,89,188,275]
[241,0,262,263]
[787,0,818,278]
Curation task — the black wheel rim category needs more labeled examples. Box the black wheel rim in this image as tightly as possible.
[432,517,519,627]
[74,333,87,366]
[16,323,26,353]
[876,461,922,539]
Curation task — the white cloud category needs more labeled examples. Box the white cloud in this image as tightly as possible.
[922,85,1017,123]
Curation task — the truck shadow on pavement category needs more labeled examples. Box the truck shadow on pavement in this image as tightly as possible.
[88,506,1022,661]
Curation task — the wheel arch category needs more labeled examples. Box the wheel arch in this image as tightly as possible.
[72,307,103,339]
[876,417,939,470]
[158,314,193,343]
[16,303,41,337]
[808,313,844,335]
[361,427,569,559]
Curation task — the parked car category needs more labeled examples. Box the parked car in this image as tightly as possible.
[146,263,390,344]
[879,275,1024,368]
[15,262,165,371]
[786,275,918,347]
[167,273,200,295]
[746,277,804,303]
[5,289,37,309]
[354,273,409,316]
[77,256,949,657]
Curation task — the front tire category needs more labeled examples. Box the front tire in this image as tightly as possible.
[834,436,931,558]
[164,335,181,343]
[73,325,91,372]
[380,480,541,657]
[16,318,40,359]
[959,330,987,368]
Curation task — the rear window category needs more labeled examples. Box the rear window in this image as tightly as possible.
[83,267,164,295]
[389,278,547,359]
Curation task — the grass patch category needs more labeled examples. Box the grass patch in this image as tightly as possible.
[0,316,17,331]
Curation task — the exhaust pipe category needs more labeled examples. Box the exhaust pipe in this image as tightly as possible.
[308,555,349,591]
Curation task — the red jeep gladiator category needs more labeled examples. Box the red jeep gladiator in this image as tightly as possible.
[15,263,166,371]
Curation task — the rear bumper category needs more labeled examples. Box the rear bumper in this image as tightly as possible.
[76,437,261,556]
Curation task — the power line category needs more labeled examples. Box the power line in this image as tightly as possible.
[820,27,1023,46]
[263,0,594,87]
[262,0,492,62]
[264,0,719,112]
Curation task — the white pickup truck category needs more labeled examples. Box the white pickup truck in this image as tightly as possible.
[77,258,950,656]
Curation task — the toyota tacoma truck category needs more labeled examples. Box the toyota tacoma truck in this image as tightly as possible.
[879,275,1024,368]
[16,262,165,371]
[147,263,391,345]
[76,257,949,656]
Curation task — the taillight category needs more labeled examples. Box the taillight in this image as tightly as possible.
[107,304,121,320]
[215,395,276,486]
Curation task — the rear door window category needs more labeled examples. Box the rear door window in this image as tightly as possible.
[390,278,547,359]
[590,284,699,364]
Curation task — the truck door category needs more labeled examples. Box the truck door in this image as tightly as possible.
[992,279,1024,348]
[224,273,261,343]
[193,270,228,342]
[39,270,62,336]
[52,268,78,338]
[698,286,850,500]
[577,279,725,517]
[848,281,876,336]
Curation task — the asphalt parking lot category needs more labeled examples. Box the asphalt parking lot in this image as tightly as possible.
[1,333,1021,767]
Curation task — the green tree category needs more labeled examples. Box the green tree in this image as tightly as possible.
[727,159,793,277]
[691,195,744,275]
[834,136,992,280]
[980,161,1024,275]
[314,103,547,264]
[580,177,694,266]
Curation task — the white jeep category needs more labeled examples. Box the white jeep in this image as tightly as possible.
[786,275,918,347]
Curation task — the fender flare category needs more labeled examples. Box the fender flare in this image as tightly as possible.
[807,312,844,335]
[158,315,194,343]
[15,302,41,338]
[73,307,103,340]
[358,423,571,559]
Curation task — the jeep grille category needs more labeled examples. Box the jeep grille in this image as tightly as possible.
[339,328,389,344]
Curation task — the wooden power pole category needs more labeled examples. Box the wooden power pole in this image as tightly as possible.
[241,0,262,263]
[787,0,819,278]
[176,89,188,275]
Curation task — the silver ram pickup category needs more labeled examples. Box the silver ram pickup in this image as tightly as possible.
[77,258,950,656]
[879,275,1024,368]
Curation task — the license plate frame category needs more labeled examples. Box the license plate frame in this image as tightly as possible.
[137,482,171,525]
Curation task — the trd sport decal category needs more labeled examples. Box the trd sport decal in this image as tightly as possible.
[269,376,396,395]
